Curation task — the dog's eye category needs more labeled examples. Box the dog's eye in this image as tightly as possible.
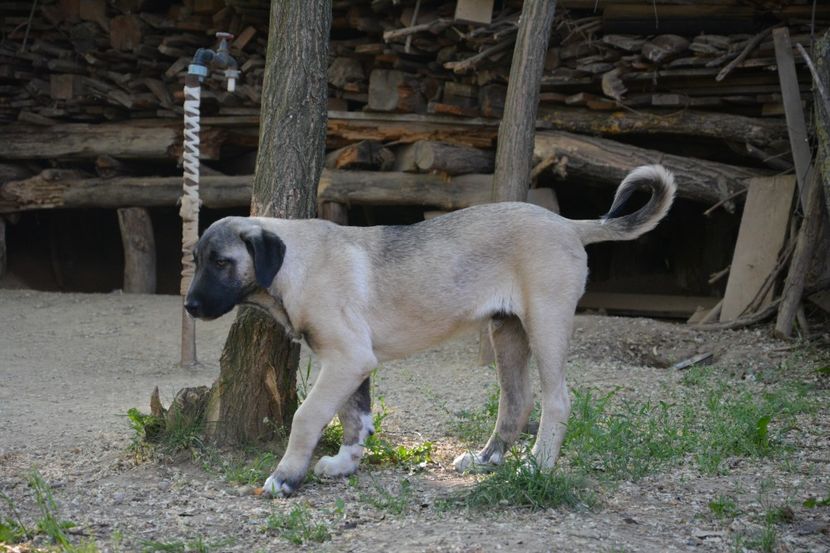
[215,258,229,268]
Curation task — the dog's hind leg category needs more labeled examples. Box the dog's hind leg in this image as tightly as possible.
[454,316,532,472]
[525,302,578,470]
[314,376,374,478]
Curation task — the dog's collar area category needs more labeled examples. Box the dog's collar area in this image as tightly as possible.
[240,288,300,340]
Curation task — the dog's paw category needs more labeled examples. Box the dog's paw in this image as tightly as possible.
[452,451,502,474]
[314,446,361,478]
[262,473,298,498]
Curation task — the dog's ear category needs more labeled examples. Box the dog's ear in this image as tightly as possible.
[240,226,286,288]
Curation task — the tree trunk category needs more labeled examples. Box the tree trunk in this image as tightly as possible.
[204,0,331,445]
[492,0,557,202]
[482,0,556,364]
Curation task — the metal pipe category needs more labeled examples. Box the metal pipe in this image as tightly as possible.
[179,33,240,367]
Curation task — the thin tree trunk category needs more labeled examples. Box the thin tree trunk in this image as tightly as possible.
[480,0,557,364]
[204,0,332,444]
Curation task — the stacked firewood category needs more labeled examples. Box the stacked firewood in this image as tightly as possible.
[1,0,827,126]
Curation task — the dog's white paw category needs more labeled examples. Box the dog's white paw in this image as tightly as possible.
[262,474,296,498]
[314,445,361,478]
[452,451,502,473]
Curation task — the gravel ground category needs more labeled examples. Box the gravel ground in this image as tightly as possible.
[1,289,828,552]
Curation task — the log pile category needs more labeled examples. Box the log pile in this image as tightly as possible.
[1,0,828,325]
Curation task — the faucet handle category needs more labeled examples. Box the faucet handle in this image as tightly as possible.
[216,32,234,42]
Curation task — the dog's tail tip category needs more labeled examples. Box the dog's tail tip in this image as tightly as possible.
[580,164,676,245]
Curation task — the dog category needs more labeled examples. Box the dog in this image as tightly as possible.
[185,164,676,497]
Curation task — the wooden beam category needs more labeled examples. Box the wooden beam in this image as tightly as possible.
[318,171,492,210]
[773,27,811,209]
[579,292,720,319]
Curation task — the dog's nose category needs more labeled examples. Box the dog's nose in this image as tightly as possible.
[184,298,201,317]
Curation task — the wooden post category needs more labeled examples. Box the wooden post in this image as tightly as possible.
[117,207,156,294]
[481,0,557,364]
[319,201,348,225]
[0,216,6,279]
[775,168,825,338]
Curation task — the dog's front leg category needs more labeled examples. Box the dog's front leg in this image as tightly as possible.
[263,354,375,497]
[314,376,373,478]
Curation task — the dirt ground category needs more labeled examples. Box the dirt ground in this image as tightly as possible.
[1,289,828,552]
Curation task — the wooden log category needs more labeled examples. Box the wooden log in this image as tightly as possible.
[0,170,252,212]
[533,131,765,205]
[2,170,490,212]
[318,171,492,210]
[396,141,495,175]
[325,140,394,170]
[720,176,796,321]
[368,69,426,113]
[538,107,787,149]
[117,207,156,294]
[775,168,826,338]
[110,14,144,51]
[0,123,224,161]
[579,292,720,319]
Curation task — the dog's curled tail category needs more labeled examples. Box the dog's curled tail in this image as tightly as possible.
[574,165,676,246]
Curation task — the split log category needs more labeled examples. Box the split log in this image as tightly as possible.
[325,140,394,170]
[533,131,766,205]
[0,123,224,161]
[394,141,495,175]
[368,69,426,113]
[117,207,156,294]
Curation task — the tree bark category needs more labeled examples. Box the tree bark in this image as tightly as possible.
[492,0,557,202]
[483,0,557,364]
[204,0,332,445]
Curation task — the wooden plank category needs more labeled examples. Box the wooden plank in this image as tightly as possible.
[720,175,796,321]
[578,292,720,319]
[773,27,811,209]
[454,0,494,24]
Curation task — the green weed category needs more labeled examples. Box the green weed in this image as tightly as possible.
[708,495,739,520]
[457,449,595,511]
[264,504,330,545]
[0,489,29,544]
[359,477,414,515]
[218,451,279,486]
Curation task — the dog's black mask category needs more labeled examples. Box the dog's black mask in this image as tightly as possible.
[185,223,286,320]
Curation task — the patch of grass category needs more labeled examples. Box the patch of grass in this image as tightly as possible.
[264,504,330,545]
[0,490,30,545]
[361,399,433,468]
[450,366,818,509]
[358,477,414,515]
[28,469,76,550]
[456,449,595,511]
[803,494,830,508]
[218,451,279,486]
[451,386,500,445]
[140,536,233,553]
[708,495,739,520]
[125,405,206,461]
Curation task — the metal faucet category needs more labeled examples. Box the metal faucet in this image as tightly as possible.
[188,32,240,92]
